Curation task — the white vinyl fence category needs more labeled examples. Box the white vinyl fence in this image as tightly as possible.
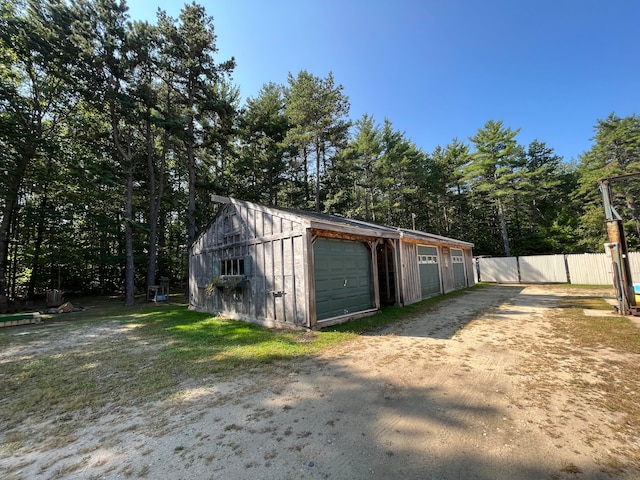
[519,254,568,283]
[475,252,640,285]
[565,254,611,285]
[476,257,519,283]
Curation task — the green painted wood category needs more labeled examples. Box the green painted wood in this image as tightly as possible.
[417,245,441,298]
[313,238,372,321]
[451,248,467,289]
[0,312,41,327]
[0,313,37,322]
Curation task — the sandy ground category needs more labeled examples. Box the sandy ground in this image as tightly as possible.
[2,285,640,480]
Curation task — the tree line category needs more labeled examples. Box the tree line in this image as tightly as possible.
[2,0,639,302]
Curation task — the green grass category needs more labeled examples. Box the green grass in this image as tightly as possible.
[551,299,640,439]
[326,287,476,334]
[555,298,640,353]
[556,295,614,311]
[0,288,481,438]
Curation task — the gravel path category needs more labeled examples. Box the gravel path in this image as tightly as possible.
[2,285,639,480]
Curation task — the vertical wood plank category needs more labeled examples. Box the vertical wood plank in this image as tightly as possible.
[264,212,273,236]
[250,208,256,239]
[274,238,285,322]
[265,240,275,321]
[305,232,316,328]
[293,235,306,324]
[284,236,295,323]
[464,249,475,287]
[399,241,421,305]
[370,240,380,310]
[255,241,266,319]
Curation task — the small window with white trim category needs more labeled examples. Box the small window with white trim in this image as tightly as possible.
[418,254,438,264]
[451,249,464,264]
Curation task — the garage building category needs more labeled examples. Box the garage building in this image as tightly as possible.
[189,197,474,329]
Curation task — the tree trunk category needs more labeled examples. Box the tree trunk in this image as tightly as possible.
[146,112,165,292]
[27,196,47,298]
[110,97,135,306]
[124,163,135,306]
[315,141,321,212]
[497,198,511,256]
[10,212,20,299]
[303,146,309,207]
[183,68,199,295]
[187,148,196,241]
[0,153,30,295]
[0,198,16,296]
[186,127,196,250]
[146,114,157,291]
[27,156,54,298]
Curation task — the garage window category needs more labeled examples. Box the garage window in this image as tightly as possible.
[418,254,438,264]
[221,258,245,275]
[214,255,252,277]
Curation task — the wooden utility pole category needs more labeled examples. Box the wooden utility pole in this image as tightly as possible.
[600,176,640,315]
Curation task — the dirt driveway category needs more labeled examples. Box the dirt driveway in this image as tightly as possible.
[2,285,639,479]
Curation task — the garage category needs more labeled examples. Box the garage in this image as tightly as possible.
[451,248,467,289]
[191,197,474,329]
[313,237,373,321]
[417,245,441,298]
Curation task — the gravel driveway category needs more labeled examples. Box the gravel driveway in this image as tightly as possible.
[2,285,639,480]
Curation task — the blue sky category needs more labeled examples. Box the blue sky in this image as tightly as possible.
[126,0,640,162]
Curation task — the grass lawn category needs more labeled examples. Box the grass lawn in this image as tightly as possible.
[0,288,471,434]
[554,295,640,438]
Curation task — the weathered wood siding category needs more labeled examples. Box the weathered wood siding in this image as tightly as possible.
[190,203,308,328]
[440,247,454,293]
[400,241,421,305]
[464,249,476,287]
[398,241,473,305]
[190,199,475,328]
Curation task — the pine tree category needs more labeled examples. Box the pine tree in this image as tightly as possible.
[285,71,350,211]
[157,2,235,255]
[325,114,381,219]
[0,0,79,296]
[233,83,290,205]
[574,114,640,251]
[465,120,521,256]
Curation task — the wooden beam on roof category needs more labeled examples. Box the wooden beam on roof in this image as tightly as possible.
[308,221,399,239]
[211,194,230,204]
[309,228,376,243]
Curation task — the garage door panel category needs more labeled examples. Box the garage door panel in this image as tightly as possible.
[451,248,467,289]
[314,238,373,321]
[418,245,441,298]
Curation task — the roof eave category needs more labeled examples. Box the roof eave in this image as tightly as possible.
[308,220,400,239]
[399,229,474,248]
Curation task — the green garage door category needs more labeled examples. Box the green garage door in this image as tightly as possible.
[314,238,373,321]
[417,245,441,298]
[451,248,467,289]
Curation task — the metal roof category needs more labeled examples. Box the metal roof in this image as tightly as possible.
[226,197,473,247]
